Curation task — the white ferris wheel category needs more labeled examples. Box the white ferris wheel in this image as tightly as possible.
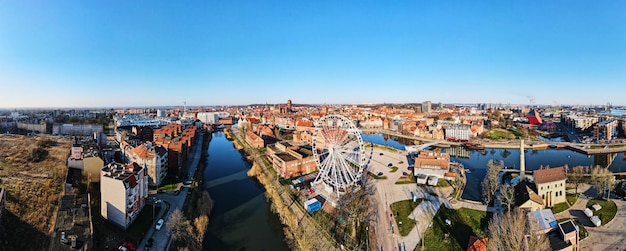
[312,115,367,194]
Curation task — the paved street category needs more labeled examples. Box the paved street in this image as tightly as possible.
[555,184,626,251]
[137,130,205,251]
[369,147,456,251]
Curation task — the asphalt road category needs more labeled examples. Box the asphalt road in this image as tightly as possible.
[137,130,204,251]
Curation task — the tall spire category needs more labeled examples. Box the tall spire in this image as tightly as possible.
[519,139,526,180]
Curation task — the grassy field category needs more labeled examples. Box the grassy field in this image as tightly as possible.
[0,134,70,250]
[484,129,516,140]
[566,193,579,206]
[390,199,423,236]
[436,178,451,187]
[551,202,570,214]
[366,143,399,153]
[421,207,489,251]
[395,173,416,184]
[586,199,617,225]
[368,171,388,180]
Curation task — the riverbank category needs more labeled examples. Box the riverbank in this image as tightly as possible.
[226,129,339,250]
[174,130,214,250]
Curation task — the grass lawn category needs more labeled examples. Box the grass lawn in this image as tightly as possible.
[368,171,388,180]
[390,166,399,172]
[435,178,451,187]
[586,199,617,224]
[421,207,489,251]
[485,129,515,140]
[507,128,524,139]
[566,193,579,206]
[395,174,416,185]
[367,143,400,153]
[158,175,182,192]
[390,199,423,236]
[551,202,570,214]
[558,218,588,240]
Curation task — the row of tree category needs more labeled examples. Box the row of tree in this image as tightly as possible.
[167,190,214,251]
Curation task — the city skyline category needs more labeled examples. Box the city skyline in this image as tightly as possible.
[1,1,625,108]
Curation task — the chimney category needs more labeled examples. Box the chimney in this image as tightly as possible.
[519,139,526,181]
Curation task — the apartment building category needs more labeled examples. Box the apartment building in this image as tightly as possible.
[153,124,196,174]
[594,119,619,141]
[444,124,471,141]
[124,143,168,186]
[565,115,599,130]
[100,162,148,229]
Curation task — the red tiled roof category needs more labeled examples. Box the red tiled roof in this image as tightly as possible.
[467,236,487,251]
[533,167,566,184]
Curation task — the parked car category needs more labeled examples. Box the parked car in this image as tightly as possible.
[145,238,154,250]
[402,171,409,176]
[377,172,384,176]
[387,163,393,167]
[155,219,164,230]
[407,166,414,171]
[379,153,384,155]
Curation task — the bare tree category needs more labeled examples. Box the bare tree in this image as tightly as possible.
[337,181,377,249]
[195,190,214,218]
[167,209,190,242]
[567,166,587,194]
[482,159,504,204]
[500,185,516,212]
[487,209,549,251]
[193,215,209,243]
[592,166,615,199]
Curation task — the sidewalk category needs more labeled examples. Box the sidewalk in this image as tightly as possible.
[136,130,205,251]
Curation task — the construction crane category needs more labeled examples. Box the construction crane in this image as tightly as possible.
[527,96,535,108]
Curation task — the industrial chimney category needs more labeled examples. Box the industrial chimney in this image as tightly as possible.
[519,139,526,181]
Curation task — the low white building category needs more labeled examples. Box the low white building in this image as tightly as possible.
[100,162,148,229]
[412,151,452,180]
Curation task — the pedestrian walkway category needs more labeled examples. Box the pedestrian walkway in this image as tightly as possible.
[553,185,593,220]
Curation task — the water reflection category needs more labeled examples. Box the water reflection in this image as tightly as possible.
[361,133,626,201]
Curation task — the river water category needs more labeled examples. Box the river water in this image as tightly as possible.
[202,132,289,251]
[362,133,626,201]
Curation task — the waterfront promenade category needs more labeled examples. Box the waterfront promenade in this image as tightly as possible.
[362,128,626,154]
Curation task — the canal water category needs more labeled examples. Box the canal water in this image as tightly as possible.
[202,132,289,251]
[362,133,626,201]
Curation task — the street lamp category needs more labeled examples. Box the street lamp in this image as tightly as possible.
[152,197,159,223]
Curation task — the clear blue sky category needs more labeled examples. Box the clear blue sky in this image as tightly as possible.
[1,1,625,108]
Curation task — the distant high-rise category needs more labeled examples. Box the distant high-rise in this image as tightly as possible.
[422,101,432,113]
